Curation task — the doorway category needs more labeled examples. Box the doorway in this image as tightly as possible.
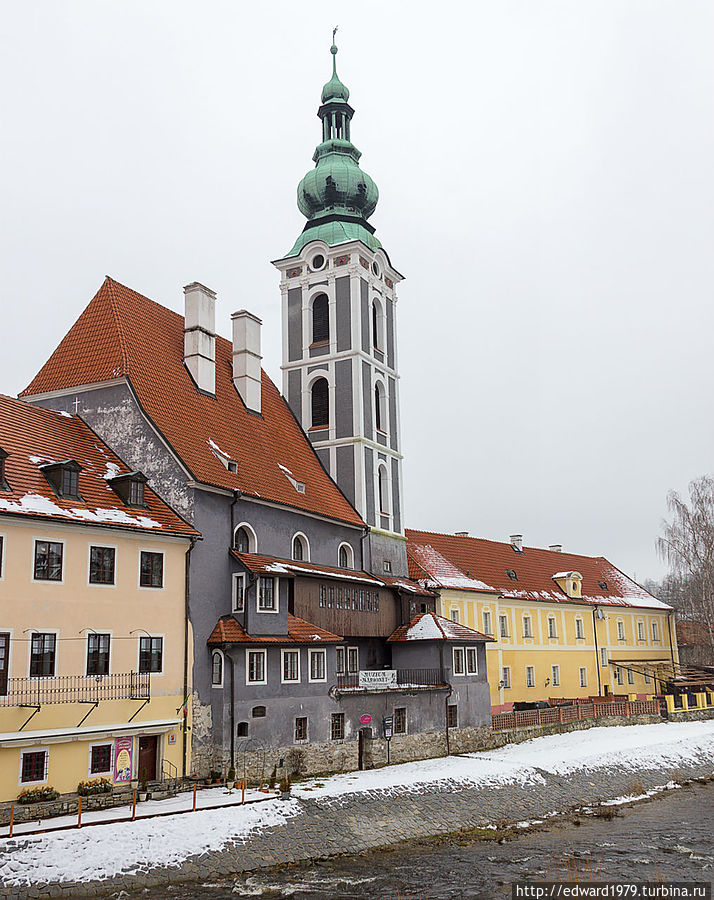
[138,735,158,782]
[0,633,9,696]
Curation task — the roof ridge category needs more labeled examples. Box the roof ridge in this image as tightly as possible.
[103,277,130,374]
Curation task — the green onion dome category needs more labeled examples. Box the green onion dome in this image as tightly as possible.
[321,44,350,103]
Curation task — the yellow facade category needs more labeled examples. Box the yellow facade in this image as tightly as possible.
[439,591,678,711]
[0,515,191,802]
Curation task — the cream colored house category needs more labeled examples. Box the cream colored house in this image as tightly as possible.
[0,396,198,802]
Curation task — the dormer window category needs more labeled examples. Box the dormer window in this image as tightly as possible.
[40,460,82,501]
[108,472,148,508]
[598,580,608,591]
[0,448,9,491]
[506,569,518,581]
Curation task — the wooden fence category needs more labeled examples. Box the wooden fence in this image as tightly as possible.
[491,698,660,731]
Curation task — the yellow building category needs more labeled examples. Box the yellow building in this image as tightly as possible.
[406,530,677,712]
[0,396,198,802]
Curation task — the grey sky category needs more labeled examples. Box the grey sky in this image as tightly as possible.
[1,1,712,582]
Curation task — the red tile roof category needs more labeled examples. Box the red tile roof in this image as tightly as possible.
[388,612,494,643]
[0,394,197,537]
[406,529,670,611]
[231,550,385,585]
[22,277,363,527]
[207,613,342,645]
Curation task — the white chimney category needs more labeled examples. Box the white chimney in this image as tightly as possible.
[183,283,216,395]
[510,534,523,552]
[549,544,563,553]
[232,310,262,414]
[455,531,469,537]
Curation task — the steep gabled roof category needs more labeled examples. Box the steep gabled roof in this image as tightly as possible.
[406,529,670,611]
[207,613,342,645]
[388,612,494,643]
[0,394,197,537]
[22,277,363,527]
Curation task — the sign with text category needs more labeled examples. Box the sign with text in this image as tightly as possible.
[383,715,394,740]
[113,736,133,783]
[358,669,397,689]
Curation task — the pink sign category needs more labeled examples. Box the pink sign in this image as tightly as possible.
[360,714,372,725]
[113,736,133,783]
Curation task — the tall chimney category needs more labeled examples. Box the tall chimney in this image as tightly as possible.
[232,310,262,414]
[549,544,563,553]
[510,534,523,552]
[183,283,216,395]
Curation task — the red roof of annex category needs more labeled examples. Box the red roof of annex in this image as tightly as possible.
[208,614,342,645]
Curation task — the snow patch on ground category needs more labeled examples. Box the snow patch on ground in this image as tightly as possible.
[0,799,299,886]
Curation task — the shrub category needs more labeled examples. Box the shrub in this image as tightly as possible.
[268,767,277,790]
[18,786,59,805]
[77,777,112,796]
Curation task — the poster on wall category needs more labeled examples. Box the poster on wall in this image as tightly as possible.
[114,736,133,783]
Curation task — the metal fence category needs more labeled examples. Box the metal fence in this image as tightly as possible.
[491,697,660,731]
[336,667,448,690]
[0,672,151,706]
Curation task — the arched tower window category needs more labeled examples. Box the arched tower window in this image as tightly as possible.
[312,294,329,344]
[211,651,223,686]
[378,465,390,515]
[338,543,354,570]
[311,378,329,428]
[292,533,309,562]
[372,301,380,349]
[375,382,386,433]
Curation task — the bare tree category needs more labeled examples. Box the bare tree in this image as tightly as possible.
[657,475,714,656]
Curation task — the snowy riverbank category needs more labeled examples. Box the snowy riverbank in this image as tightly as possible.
[2,720,714,892]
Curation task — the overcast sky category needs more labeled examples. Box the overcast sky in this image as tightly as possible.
[2,1,712,582]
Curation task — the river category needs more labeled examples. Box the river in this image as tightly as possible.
[126,781,714,899]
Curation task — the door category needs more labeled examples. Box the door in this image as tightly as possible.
[0,633,9,696]
[138,735,158,782]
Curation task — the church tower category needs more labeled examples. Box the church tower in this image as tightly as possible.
[273,40,407,577]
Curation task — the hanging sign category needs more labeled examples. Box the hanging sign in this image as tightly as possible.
[358,670,397,689]
[113,736,133,783]
[383,715,394,740]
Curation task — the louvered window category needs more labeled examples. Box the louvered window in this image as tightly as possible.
[312,294,329,343]
[311,378,329,428]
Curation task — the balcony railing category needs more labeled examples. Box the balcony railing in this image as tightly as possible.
[336,667,448,691]
[0,672,151,707]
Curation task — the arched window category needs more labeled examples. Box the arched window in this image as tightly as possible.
[372,301,380,349]
[375,382,386,432]
[312,294,329,344]
[292,533,309,562]
[251,705,266,718]
[378,465,390,515]
[236,722,249,737]
[338,543,354,570]
[232,523,256,554]
[311,378,329,428]
[211,651,223,686]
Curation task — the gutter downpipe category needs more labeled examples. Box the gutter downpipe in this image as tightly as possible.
[182,537,197,779]
[667,611,677,677]
[592,607,602,696]
[230,489,242,546]
[229,650,235,769]
[440,643,452,756]
[359,524,370,573]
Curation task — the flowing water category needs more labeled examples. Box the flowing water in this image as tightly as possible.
[125,781,714,899]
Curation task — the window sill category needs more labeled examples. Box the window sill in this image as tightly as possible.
[309,341,329,349]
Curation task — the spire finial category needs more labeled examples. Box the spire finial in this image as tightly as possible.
[331,27,339,74]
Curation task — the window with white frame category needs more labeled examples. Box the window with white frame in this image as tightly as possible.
[627,668,635,685]
[335,646,345,675]
[20,748,48,784]
[211,650,224,686]
[652,621,659,641]
[292,533,309,562]
[232,573,245,612]
[482,611,492,635]
[499,614,509,638]
[139,550,163,588]
[452,647,465,676]
[600,647,608,667]
[551,665,560,687]
[282,649,300,683]
[617,620,626,641]
[614,666,623,686]
[466,647,478,675]
[30,633,56,677]
[34,540,63,582]
[637,621,645,641]
[575,618,585,639]
[377,465,390,515]
[309,649,326,682]
[450,608,460,624]
[501,666,511,689]
[579,667,588,688]
[526,666,535,688]
[548,617,557,638]
[257,577,276,612]
[89,743,112,776]
[86,633,110,676]
[139,636,163,674]
[338,543,354,569]
[347,646,359,674]
[374,381,387,432]
[246,649,266,684]
[522,615,533,638]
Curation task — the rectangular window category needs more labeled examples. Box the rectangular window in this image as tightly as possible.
[617,620,625,641]
[644,672,652,685]
[499,614,508,638]
[90,744,112,775]
[352,589,358,611]
[61,467,79,498]
[614,666,623,686]
[335,646,345,675]
[139,636,163,674]
[652,621,659,641]
[140,551,163,588]
[548,618,557,638]
[331,712,345,740]
[21,749,47,784]
[128,480,145,506]
[232,573,245,612]
[34,540,63,581]
[319,584,327,607]
[466,647,478,675]
[638,621,645,641]
[30,633,56,676]
[282,650,300,683]
[551,665,560,687]
[600,648,608,667]
[258,577,276,611]
[482,611,492,635]
[309,649,326,682]
[87,633,111,676]
[295,716,307,742]
[337,587,343,609]
[447,704,458,728]
[627,668,635,685]
[449,608,459,623]
[246,650,266,684]
[526,665,535,688]
[452,647,465,676]
[359,590,365,611]
[501,666,511,689]
[394,707,407,734]
[374,593,380,613]
[89,546,115,585]
[523,616,533,638]
[347,646,359,674]
[579,667,587,688]
[575,618,584,639]
[328,586,334,609]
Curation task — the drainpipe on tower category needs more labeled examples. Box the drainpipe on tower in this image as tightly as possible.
[229,650,235,769]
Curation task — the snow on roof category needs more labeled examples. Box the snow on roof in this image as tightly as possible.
[388,612,494,643]
[407,544,495,592]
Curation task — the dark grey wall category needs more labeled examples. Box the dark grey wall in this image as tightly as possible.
[287,369,301,419]
[360,279,369,353]
[336,276,351,352]
[388,376,398,452]
[391,457,402,535]
[386,298,395,370]
[364,446,375,527]
[335,445,355,506]
[334,358,353,439]
[362,361,373,441]
[366,530,408,578]
[287,287,302,361]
